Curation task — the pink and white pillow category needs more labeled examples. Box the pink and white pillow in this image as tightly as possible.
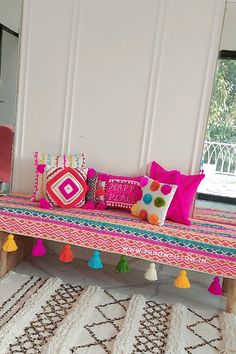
[84,168,142,210]
[32,152,86,201]
[131,176,177,226]
[46,166,88,208]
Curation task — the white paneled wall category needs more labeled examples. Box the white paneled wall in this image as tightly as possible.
[13,0,226,193]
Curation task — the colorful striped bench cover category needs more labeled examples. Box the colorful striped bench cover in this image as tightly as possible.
[0,194,235,278]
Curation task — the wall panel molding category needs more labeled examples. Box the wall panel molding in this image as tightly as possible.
[138,0,167,174]
[12,0,31,191]
[60,0,82,154]
[189,0,226,174]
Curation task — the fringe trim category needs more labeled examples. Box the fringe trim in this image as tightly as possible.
[219,311,236,353]
[0,277,62,354]
[112,294,146,354]
[42,285,104,354]
[164,303,187,354]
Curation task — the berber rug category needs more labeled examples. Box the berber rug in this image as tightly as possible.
[0,271,235,354]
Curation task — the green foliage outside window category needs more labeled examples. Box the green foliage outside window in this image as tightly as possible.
[206,59,236,144]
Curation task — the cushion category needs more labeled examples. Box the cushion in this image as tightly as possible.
[131,176,177,226]
[84,168,142,210]
[84,169,107,209]
[32,152,86,201]
[46,166,88,208]
[149,161,205,225]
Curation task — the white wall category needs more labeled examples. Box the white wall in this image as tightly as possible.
[13,0,226,193]
[220,1,236,50]
[0,0,22,33]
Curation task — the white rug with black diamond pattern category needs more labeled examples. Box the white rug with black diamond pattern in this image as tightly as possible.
[0,272,235,354]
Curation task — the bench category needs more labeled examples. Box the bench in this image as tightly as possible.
[0,193,235,312]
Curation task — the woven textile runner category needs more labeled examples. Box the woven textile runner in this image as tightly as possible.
[0,194,235,278]
[194,206,236,227]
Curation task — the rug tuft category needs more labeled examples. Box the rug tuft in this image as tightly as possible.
[0,272,234,354]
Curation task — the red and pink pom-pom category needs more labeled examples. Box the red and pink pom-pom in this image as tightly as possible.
[39,198,52,209]
[140,176,148,187]
[83,201,96,210]
[37,164,46,174]
[96,202,107,210]
[87,168,96,179]
[98,173,109,182]
[135,188,143,201]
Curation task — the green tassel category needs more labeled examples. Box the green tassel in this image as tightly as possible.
[116,255,129,272]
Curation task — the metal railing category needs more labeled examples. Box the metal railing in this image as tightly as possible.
[202,141,236,175]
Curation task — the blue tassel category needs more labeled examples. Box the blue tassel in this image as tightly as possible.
[88,250,103,269]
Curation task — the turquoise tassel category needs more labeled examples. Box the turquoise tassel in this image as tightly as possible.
[88,250,103,269]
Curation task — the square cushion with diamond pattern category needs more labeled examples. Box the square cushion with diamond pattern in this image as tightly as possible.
[46,166,88,208]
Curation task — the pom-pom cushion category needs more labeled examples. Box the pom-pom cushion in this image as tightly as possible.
[46,166,88,208]
[149,161,205,225]
[84,168,141,210]
[32,152,86,201]
[131,176,177,226]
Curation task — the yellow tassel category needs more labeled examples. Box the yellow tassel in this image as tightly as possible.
[175,270,191,288]
[3,234,18,252]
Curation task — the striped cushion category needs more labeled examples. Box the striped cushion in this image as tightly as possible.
[46,167,88,208]
[32,152,86,201]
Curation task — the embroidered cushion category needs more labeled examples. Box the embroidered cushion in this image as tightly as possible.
[149,161,205,225]
[131,176,177,226]
[46,166,88,208]
[105,175,142,210]
[84,169,107,209]
[84,168,141,210]
[32,152,86,201]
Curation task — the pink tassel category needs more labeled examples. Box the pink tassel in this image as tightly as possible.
[208,276,223,296]
[39,198,52,209]
[37,164,46,173]
[83,201,96,209]
[96,202,107,210]
[32,239,46,257]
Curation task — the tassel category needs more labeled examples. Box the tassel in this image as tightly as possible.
[88,250,103,269]
[32,239,46,257]
[116,255,129,272]
[144,263,158,281]
[175,270,191,288]
[39,198,52,209]
[208,276,223,296]
[3,234,18,252]
[59,244,74,263]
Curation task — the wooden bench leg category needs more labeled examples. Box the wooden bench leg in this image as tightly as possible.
[0,232,33,277]
[224,277,236,314]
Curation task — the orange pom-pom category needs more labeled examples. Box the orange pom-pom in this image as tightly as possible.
[96,188,105,197]
[131,204,139,216]
[150,180,160,191]
[148,214,159,225]
[59,244,74,263]
[139,209,148,221]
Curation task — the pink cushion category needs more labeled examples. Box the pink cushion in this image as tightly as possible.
[105,175,141,210]
[149,161,205,225]
[85,168,141,210]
